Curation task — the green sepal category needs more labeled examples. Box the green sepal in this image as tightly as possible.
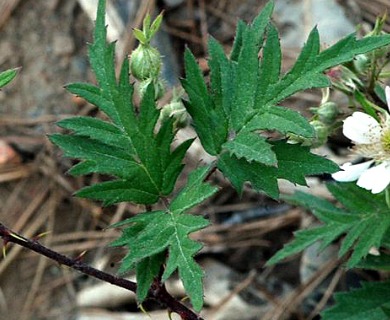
[354,90,380,122]
[0,68,18,88]
[149,12,163,38]
[133,28,147,44]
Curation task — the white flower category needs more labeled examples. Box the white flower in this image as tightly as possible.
[332,86,390,194]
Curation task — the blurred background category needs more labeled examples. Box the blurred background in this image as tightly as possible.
[0,0,389,319]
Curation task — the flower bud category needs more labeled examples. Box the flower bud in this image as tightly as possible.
[327,65,363,94]
[353,54,370,74]
[316,102,339,125]
[287,133,312,146]
[137,78,165,100]
[130,44,162,81]
[159,101,189,129]
[310,120,329,147]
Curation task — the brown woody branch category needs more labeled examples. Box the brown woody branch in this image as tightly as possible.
[0,223,203,320]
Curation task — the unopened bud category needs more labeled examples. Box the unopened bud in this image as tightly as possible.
[353,54,370,74]
[130,44,162,81]
[160,101,189,129]
[327,65,363,94]
[316,102,339,125]
[287,133,312,146]
[310,120,329,147]
[137,78,165,100]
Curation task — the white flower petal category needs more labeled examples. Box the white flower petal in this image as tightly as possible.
[343,112,381,144]
[331,161,373,182]
[368,247,380,256]
[357,162,390,194]
[386,86,390,111]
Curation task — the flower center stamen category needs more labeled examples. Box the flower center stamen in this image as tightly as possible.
[381,129,390,152]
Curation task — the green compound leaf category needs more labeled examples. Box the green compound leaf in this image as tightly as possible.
[57,116,133,150]
[161,213,210,312]
[208,36,232,118]
[267,182,390,268]
[321,281,390,320]
[271,141,339,185]
[135,252,166,303]
[50,0,191,205]
[182,50,228,156]
[75,179,160,206]
[257,29,390,107]
[229,1,273,130]
[230,1,274,63]
[66,83,120,124]
[222,132,277,166]
[326,181,389,214]
[256,23,281,103]
[0,68,18,89]
[50,134,138,178]
[266,221,349,266]
[112,167,218,311]
[182,1,390,198]
[357,254,390,271]
[170,165,219,214]
[218,141,338,198]
[161,136,195,196]
[243,105,315,138]
[218,152,279,198]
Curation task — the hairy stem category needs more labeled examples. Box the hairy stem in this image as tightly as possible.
[0,223,203,320]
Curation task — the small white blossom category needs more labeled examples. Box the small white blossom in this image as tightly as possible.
[332,86,390,194]
[368,247,380,256]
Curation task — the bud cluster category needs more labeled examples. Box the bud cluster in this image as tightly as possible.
[291,15,390,148]
[129,12,189,129]
[159,88,189,129]
[129,12,165,99]
[288,89,340,147]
